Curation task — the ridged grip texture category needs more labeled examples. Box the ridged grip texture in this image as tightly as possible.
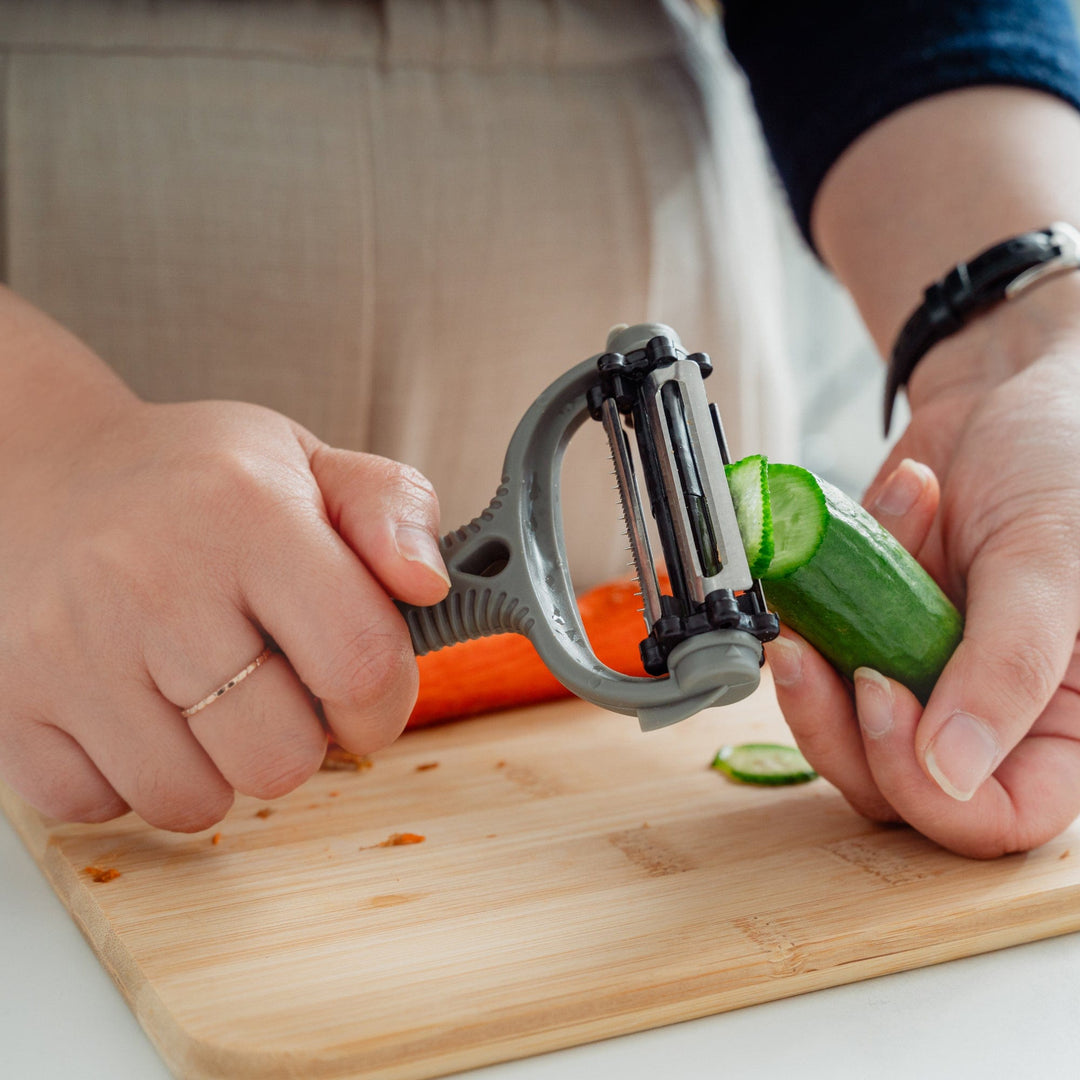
[400,588,534,655]
[398,481,535,654]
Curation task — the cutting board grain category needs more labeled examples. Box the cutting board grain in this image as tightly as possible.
[5,674,1080,1080]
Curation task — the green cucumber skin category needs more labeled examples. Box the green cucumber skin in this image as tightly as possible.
[762,476,963,705]
[724,455,774,579]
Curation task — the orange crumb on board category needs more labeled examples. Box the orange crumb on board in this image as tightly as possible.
[374,833,426,847]
[321,747,374,771]
[254,807,274,819]
[415,762,439,772]
[83,866,121,883]
[211,833,223,846]
[329,790,340,797]
[1060,850,1071,860]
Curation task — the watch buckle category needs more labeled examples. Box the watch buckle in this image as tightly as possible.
[1005,222,1080,297]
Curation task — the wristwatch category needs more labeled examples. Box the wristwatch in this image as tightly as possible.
[884,221,1080,434]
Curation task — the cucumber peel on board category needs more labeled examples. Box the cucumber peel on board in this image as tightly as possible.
[726,455,963,704]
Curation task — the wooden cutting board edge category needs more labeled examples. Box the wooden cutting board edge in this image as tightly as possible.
[7,774,1080,1080]
[284,890,1080,1080]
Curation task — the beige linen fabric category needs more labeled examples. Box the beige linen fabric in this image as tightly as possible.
[0,0,795,587]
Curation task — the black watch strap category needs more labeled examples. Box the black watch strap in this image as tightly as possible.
[884,222,1080,434]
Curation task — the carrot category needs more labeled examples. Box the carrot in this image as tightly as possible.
[320,747,373,771]
[83,866,121,883]
[405,575,661,729]
[375,833,426,847]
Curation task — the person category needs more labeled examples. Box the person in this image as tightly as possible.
[0,0,1078,860]
[725,0,1080,858]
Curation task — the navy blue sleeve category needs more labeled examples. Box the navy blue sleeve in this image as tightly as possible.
[722,0,1080,247]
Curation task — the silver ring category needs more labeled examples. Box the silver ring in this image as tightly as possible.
[180,647,272,719]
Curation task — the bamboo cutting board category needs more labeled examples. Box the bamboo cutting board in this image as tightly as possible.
[4,674,1080,1080]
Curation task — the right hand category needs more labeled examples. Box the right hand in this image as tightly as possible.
[0,305,449,832]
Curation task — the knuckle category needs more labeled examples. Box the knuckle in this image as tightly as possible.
[375,458,440,520]
[779,716,831,763]
[237,733,327,800]
[933,820,1017,861]
[69,794,131,824]
[71,525,140,589]
[192,446,311,525]
[33,781,128,825]
[397,463,438,504]
[15,590,75,670]
[199,451,276,514]
[313,628,418,751]
[0,721,128,823]
[993,638,1061,712]
[315,625,417,710]
[64,525,176,631]
[140,785,235,834]
[842,791,902,826]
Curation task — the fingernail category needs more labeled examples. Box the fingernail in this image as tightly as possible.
[925,711,1001,801]
[872,458,931,517]
[854,667,894,738]
[395,525,451,587]
[766,636,803,688]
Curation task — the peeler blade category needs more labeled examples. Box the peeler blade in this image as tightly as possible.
[642,357,753,602]
[588,325,778,679]
[599,395,664,631]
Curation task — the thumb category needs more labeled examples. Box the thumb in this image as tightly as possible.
[309,445,450,606]
[916,528,1080,801]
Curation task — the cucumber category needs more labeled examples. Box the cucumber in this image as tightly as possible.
[729,459,963,704]
[724,454,774,578]
[711,743,817,786]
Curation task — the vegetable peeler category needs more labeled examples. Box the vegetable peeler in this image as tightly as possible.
[397,323,779,730]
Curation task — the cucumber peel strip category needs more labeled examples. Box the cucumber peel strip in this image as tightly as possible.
[723,454,774,579]
[758,463,827,579]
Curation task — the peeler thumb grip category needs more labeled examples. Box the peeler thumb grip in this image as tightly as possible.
[396,482,538,653]
[396,336,766,730]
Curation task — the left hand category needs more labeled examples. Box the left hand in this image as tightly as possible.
[766,281,1080,858]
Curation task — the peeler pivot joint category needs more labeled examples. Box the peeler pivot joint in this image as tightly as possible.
[640,584,779,676]
[587,338,713,421]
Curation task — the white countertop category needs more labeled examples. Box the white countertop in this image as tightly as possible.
[5,810,1080,1080]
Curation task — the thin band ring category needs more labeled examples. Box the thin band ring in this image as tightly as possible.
[180,647,272,719]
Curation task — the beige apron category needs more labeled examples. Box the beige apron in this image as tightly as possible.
[0,0,796,587]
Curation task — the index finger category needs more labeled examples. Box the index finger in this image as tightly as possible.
[239,511,420,757]
[916,528,1080,802]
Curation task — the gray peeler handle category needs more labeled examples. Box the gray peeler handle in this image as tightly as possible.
[396,355,596,657]
[396,480,539,652]
[396,327,763,730]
